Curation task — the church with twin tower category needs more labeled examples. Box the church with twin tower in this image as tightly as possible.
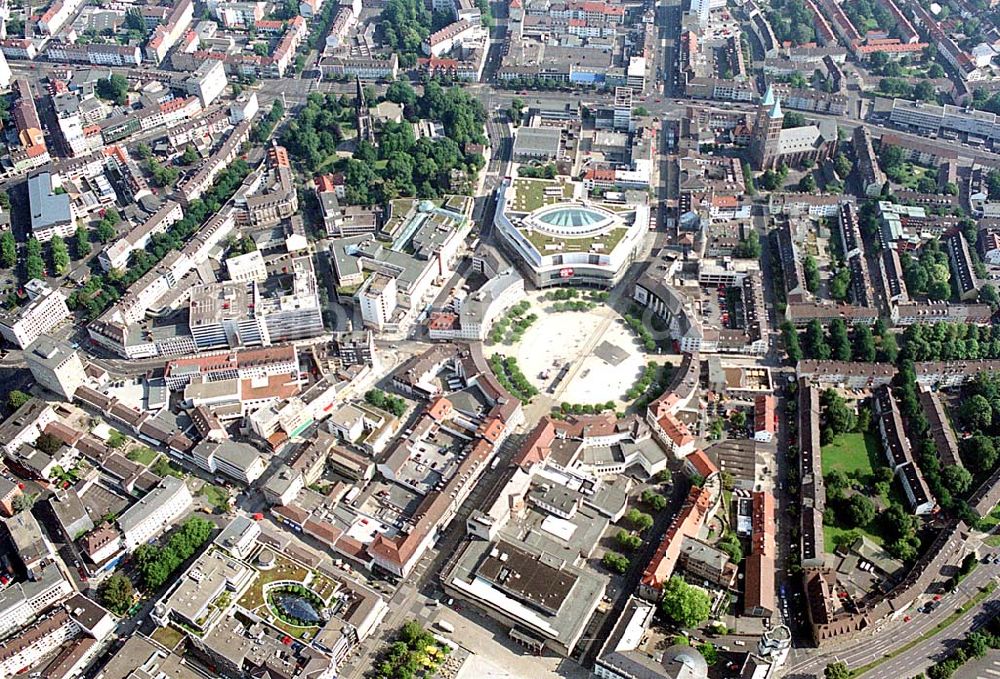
[749,85,839,171]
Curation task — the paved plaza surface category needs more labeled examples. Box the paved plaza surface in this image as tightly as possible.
[490,290,649,406]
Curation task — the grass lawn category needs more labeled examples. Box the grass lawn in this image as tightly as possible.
[512,178,573,212]
[891,163,928,190]
[821,432,895,552]
[237,554,309,612]
[199,485,230,512]
[151,456,185,479]
[521,226,628,253]
[980,505,1000,530]
[821,432,882,477]
[269,616,318,640]
[151,625,185,650]
[126,446,157,465]
[824,522,885,552]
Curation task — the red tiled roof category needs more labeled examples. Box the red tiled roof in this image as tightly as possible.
[512,419,555,468]
[685,448,718,477]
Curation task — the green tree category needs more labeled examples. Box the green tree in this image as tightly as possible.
[35,433,62,455]
[913,80,936,101]
[698,642,718,665]
[782,321,803,362]
[942,465,972,495]
[180,145,199,165]
[803,255,820,293]
[961,394,992,431]
[615,530,643,551]
[821,388,856,435]
[829,266,851,301]
[758,169,780,191]
[626,508,654,532]
[783,111,807,128]
[98,573,134,615]
[386,80,418,110]
[828,318,852,361]
[73,228,90,259]
[853,325,877,362]
[825,469,850,492]
[660,576,711,628]
[0,232,14,268]
[12,493,34,514]
[825,662,851,679]
[964,435,998,469]
[50,236,69,274]
[799,173,817,192]
[602,551,629,573]
[834,153,852,178]
[95,210,120,243]
[845,494,876,527]
[96,74,129,105]
[717,531,743,563]
[734,229,761,258]
[981,284,999,310]
[879,332,899,363]
[641,489,669,511]
[804,319,831,359]
[7,390,29,411]
[25,237,44,280]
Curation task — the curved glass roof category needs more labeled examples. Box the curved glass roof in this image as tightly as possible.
[536,206,606,228]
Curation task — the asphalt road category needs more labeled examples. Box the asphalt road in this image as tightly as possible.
[784,561,1000,677]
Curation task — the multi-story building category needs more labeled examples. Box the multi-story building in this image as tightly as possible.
[889,98,1000,140]
[493,181,647,289]
[225,251,267,283]
[358,273,397,332]
[184,60,227,107]
[146,0,194,64]
[23,337,86,401]
[45,42,142,67]
[946,232,980,301]
[28,172,74,242]
[232,146,297,228]
[99,200,184,272]
[428,268,525,341]
[853,127,886,197]
[163,345,297,391]
[0,399,57,457]
[38,0,85,34]
[177,120,252,205]
[52,93,89,157]
[189,440,266,485]
[116,476,193,551]
[423,19,485,57]
[0,281,70,349]
[318,55,399,80]
[873,386,936,515]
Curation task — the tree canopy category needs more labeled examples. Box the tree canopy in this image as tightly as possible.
[660,576,712,628]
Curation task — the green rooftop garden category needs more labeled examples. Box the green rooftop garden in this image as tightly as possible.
[511,178,575,213]
[521,226,629,254]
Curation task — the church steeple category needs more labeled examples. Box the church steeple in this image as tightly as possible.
[769,95,782,120]
[761,84,774,107]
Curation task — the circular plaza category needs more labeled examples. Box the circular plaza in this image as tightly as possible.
[488,289,649,406]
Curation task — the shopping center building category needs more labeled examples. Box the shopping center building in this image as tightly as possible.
[493,177,648,288]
